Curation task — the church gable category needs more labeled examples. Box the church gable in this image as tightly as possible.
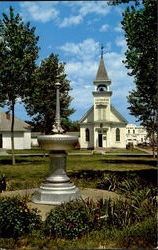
[110,105,128,124]
[79,106,94,124]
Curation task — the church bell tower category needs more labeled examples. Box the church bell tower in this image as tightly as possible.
[93,46,112,123]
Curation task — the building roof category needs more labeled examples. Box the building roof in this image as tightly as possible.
[0,111,31,132]
[111,105,128,124]
[79,105,128,125]
[95,55,109,82]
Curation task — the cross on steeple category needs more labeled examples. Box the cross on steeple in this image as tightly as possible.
[101,44,104,57]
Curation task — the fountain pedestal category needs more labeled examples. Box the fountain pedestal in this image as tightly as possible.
[32,135,82,205]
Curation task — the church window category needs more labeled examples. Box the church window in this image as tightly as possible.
[85,128,90,142]
[116,128,120,141]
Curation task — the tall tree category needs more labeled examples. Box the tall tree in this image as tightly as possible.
[0,7,39,164]
[24,53,74,134]
[109,0,157,157]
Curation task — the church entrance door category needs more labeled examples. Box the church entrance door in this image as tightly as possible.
[98,133,103,147]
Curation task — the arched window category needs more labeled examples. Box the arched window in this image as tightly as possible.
[116,128,120,142]
[85,128,90,142]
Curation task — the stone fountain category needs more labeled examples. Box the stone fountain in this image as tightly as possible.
[32,82,81,205]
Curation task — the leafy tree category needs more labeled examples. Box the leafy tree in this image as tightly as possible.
[0,7,39,164]
[24,53,74,134]
[109,0,157,157]
[62,119,80,132]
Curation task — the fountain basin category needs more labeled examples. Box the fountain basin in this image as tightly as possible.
[38,134,78,151]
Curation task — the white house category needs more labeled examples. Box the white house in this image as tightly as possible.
[126,123,149,146]
[79,52,128,149]
[0,110,31,150]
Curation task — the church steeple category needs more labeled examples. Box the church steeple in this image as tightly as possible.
[93,46,111,91]
[95,45,109,82]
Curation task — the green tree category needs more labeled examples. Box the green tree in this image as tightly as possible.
[0,7,39,164]
[24,53,74,134]
[109,0,157,157]
[62,119,80,132]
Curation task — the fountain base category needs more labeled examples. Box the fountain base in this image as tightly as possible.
[32,181,81,205]
[32,147,82,205]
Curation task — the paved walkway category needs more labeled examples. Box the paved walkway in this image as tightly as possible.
[135,146,157,156]
[1,188,121,221]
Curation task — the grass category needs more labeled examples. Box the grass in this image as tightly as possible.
[6,147,147,155]
[0,152,156,191]
[7,147,46,154]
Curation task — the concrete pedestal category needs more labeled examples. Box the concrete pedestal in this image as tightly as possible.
[32,150,81,205]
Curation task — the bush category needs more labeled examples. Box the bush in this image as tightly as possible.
[116,216,157,248]
[107,199,136,229]
[0,196,42,238]
[107,187,157,229]
[44,199,108,240]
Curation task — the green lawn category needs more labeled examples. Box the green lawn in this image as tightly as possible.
[0,153,156,191]
[6,147,147,154]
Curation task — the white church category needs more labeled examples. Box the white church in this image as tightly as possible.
[79,51,128,149]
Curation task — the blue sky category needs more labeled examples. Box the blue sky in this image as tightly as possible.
[0,1,138,124]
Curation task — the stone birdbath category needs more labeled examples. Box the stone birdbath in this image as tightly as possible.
[32,82,81,205]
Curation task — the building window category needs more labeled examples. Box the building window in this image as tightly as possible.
[116,128,120,142]
[85,128,90,142]
[133,129,135,134]
[128,129,130,134]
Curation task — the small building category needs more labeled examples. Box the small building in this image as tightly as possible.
[79,51,128,149]
[126,123,149,146]
[0,111,31,150]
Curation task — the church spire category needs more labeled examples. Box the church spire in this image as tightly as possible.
[94,45,110,82]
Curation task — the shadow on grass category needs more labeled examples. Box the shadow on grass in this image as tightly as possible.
[100,158,157,166]
[0,155,48,166]
[114,154,153,158]
[68,169,157,185]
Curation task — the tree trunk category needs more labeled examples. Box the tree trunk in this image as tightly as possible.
[11,102,15,165]
[151,131,155,158]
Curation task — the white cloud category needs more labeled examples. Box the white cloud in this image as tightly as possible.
[20,2,59,23]
[99,24,109,32]
[58,1,112,27]
[59,15,83,27]
[78,1,112,16]
[59,38,99,61]
[20,1,112,28]
[114,23,123,32]
[115,36,127,53]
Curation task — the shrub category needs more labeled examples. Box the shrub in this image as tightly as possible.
[44,199,108,240]
[0,196,42,238]
[107,187,157,229]
[96,173,120,191]
[116,216,157,248]
[107,199,137,229]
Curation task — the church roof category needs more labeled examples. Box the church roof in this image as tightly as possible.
[95,55,109,81]
[79,106,93,124]
[111,105,128,124]
[79,105,128,125]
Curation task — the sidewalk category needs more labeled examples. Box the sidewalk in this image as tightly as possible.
[135,146,157,156]
[1,187,121,221]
